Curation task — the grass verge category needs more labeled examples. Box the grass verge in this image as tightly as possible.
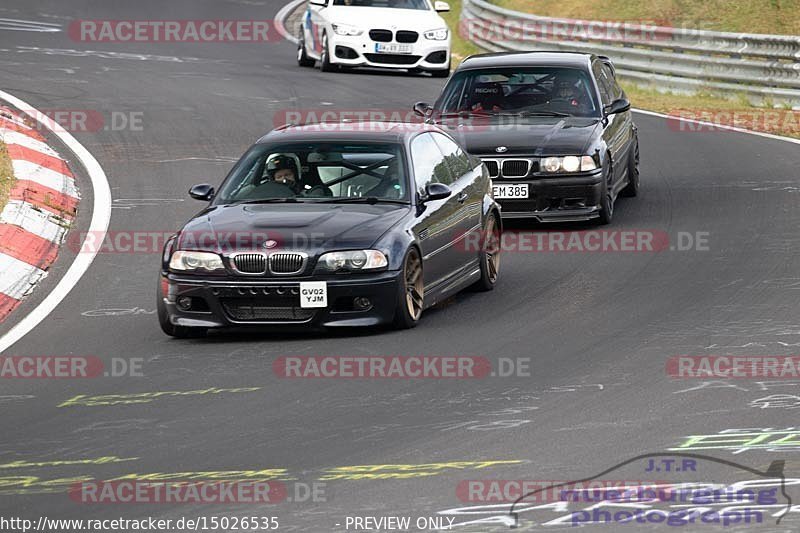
[0,140,15,213]
[493,0,800,35]
[443,0,481,61]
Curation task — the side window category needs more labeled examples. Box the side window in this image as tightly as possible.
[601,64,623,100]
[436,76,468,112]
[592,62,612,106]
[411,133,454,191]
[431,133,471,181]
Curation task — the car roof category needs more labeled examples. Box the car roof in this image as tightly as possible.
[457,51,596,71]
[256,121,446,144]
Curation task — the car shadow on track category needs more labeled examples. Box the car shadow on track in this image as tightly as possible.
[196,326,393,342]
[324,66,437,79]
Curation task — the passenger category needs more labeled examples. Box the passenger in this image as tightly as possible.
[551,70,590,110]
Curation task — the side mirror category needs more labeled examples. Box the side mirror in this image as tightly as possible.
[189,184,215,202]
[422,182,452,203]
[413,102,433,118]
[434,1,450,12]
[309,0,327,6]
[604,98,631,117]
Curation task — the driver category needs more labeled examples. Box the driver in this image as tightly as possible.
[551,70,589,110]
[266,156,300,192]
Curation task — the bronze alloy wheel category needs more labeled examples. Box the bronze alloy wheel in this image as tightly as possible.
[472,213,501,291]
[404,248,424,321]
[484,214,500,284]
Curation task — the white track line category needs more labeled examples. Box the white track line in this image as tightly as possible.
[0,90,111,353]
[632,108,800,145]
[275,0,306,45]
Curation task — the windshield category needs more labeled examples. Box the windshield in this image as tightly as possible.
[215,142,410,204]
[332,0,431,9]
[435,67,600,118]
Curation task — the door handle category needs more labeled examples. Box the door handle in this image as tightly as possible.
[457,192,468,203]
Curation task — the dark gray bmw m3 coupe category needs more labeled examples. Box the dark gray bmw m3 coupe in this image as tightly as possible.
[158,121,501,337]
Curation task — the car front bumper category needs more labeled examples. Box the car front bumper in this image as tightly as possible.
[494,172,604,222]
[328,33,450,71]
[161,270,402,329]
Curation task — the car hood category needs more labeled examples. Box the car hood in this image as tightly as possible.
[177,203,409,255]
[325,6,445,31]
[440,116,601,157]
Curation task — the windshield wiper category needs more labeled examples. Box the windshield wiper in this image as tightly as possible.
[436,110,491,119]
[317,197,410,205]
[517,111,571,117]
[231,197,303,205]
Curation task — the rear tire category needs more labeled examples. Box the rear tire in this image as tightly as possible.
[621,139,640,198]
[472,213,500,291]
[320,33,335,72]
[157,281,207,338]
[393,248,424,329]
[297,30,315,67]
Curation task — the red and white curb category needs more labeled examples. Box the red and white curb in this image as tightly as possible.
[0,107,79,322]
[275,0,306,45]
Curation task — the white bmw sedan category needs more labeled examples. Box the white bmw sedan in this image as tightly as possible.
[297,0,452,77]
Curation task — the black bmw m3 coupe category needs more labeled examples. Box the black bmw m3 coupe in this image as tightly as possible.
[158,122,501,337]
[416,51,640,224]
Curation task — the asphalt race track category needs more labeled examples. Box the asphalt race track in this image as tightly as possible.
[1,1,800,531]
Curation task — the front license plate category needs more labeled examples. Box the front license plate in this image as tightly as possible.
[375,43,412,54]
[300,281,328,308]
[492,184,529,199]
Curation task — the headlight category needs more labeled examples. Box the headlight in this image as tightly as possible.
[542,157,561,173]
[318,250,388,272]
[169,251,225,271]
[561,156,581,173]
[424,28,449,40]
[541,156,598,173]
[332,23,363,36]
[580,156,598,171]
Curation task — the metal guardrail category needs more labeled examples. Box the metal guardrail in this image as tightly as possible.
[461,0,800,108]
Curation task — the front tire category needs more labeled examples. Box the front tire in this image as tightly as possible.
[297,30,315,67]
[597,160,614,225]
[157,281,207,338]
[393,248,424,329]
[472,213,500,291]
[621,139,640,198]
